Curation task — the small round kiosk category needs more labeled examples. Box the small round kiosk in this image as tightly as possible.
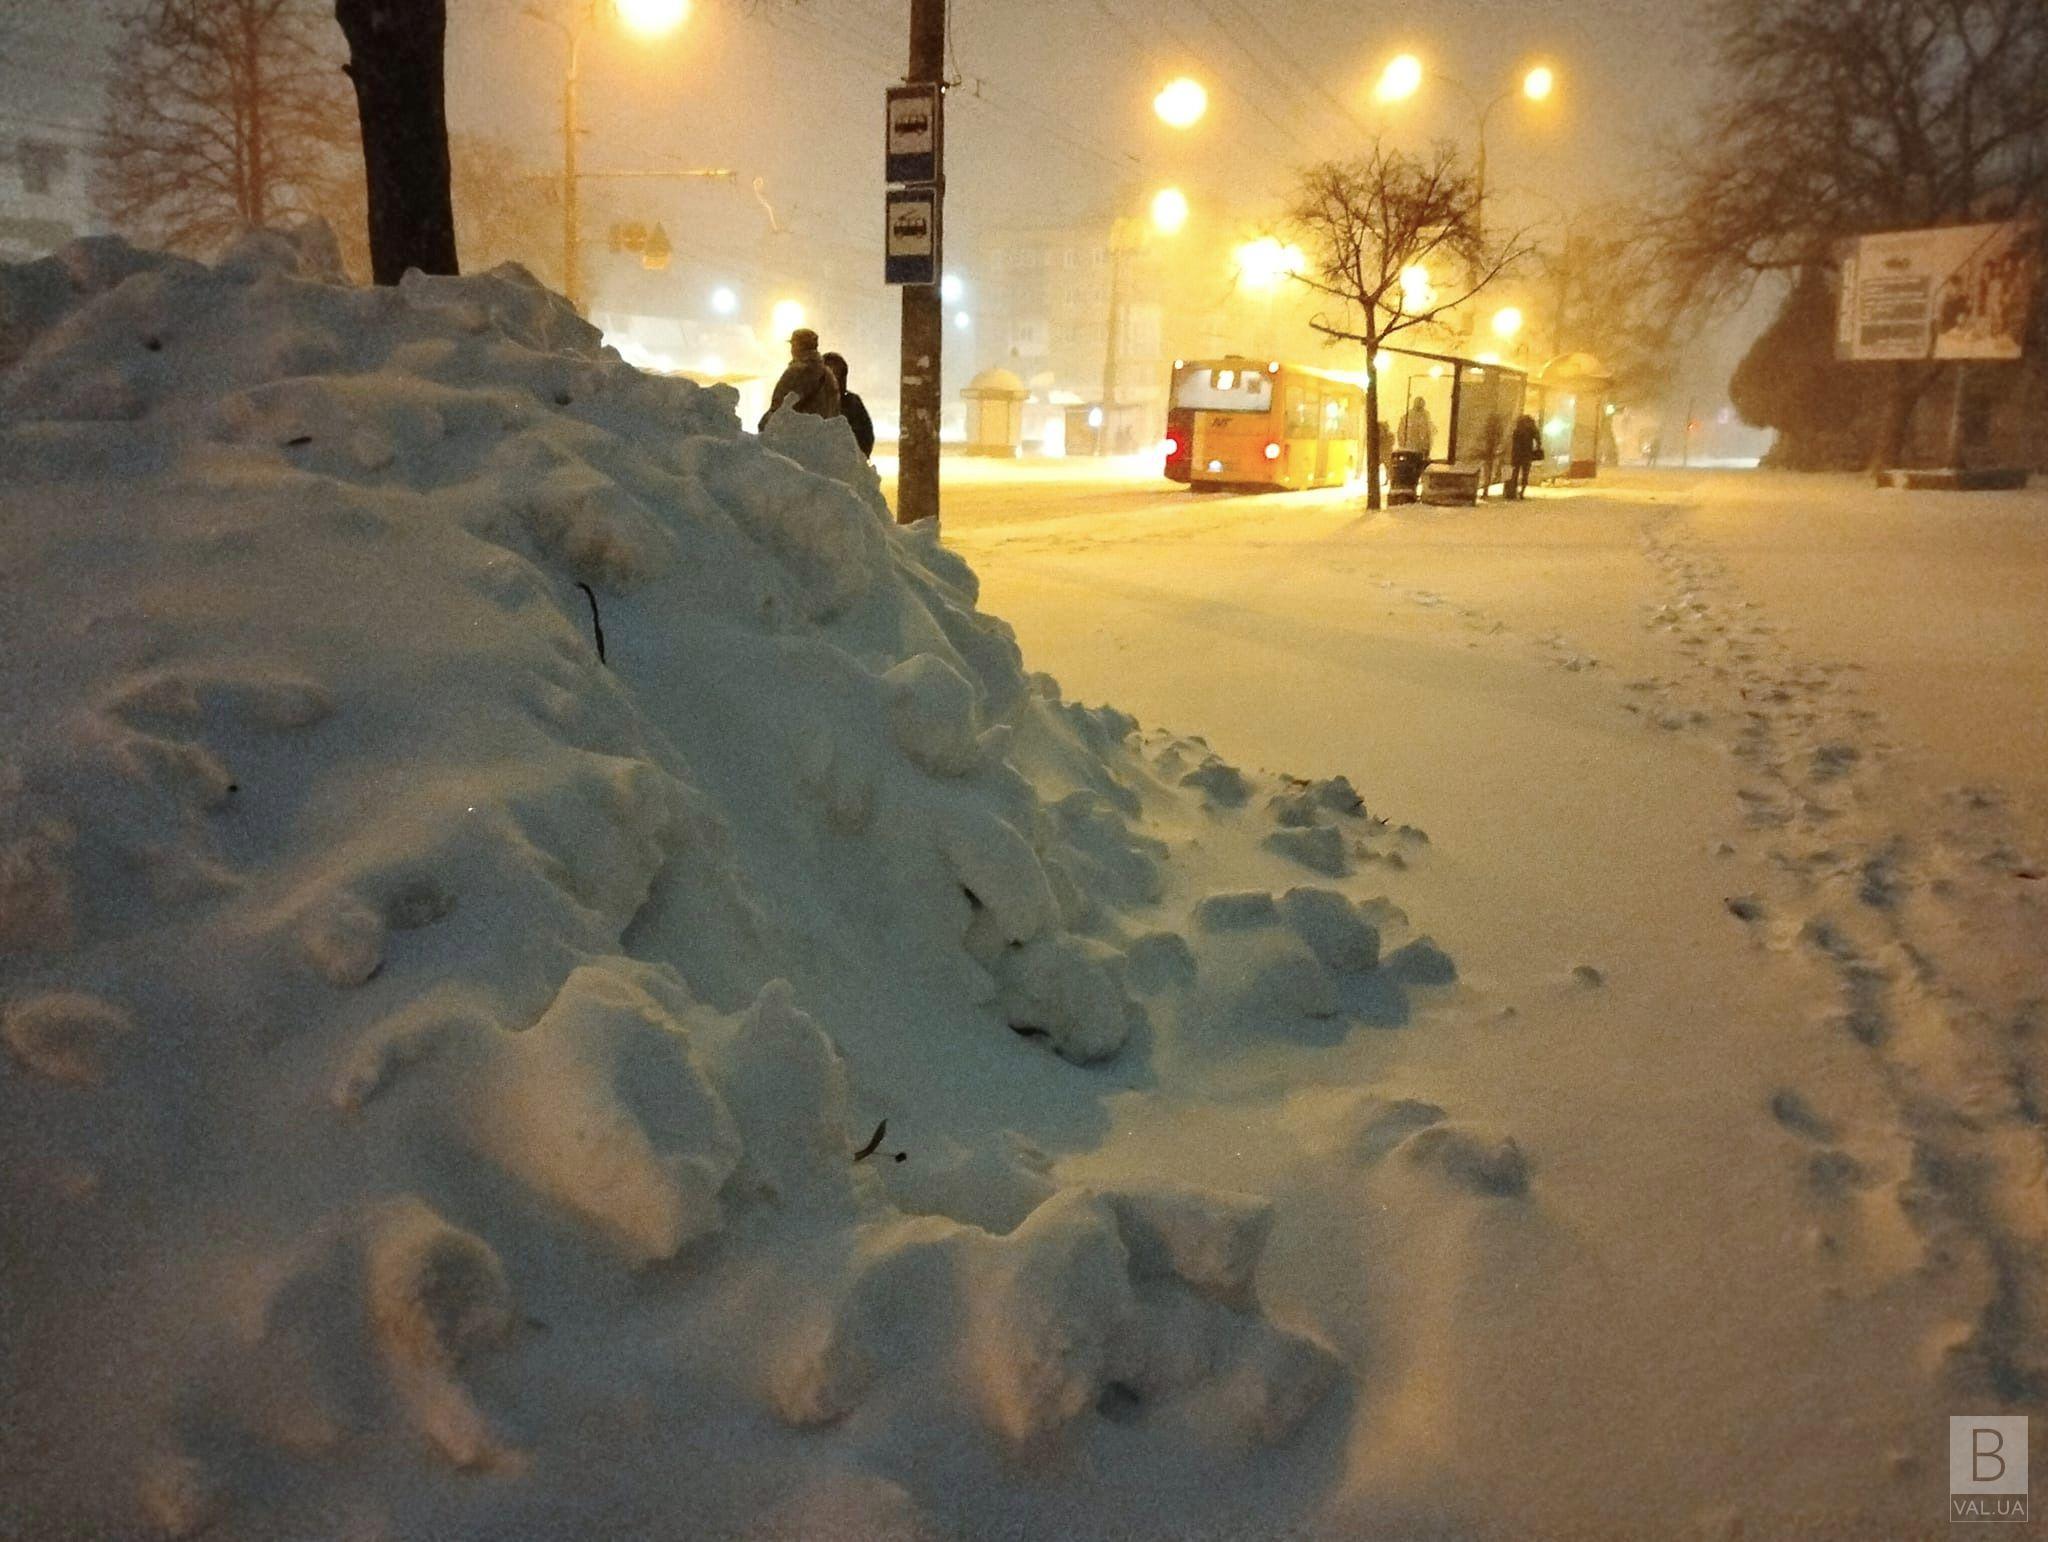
[961,367,1029,458]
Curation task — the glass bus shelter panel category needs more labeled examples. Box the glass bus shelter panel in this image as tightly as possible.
[1388,366,1455,460]
[1448,364,1526,469]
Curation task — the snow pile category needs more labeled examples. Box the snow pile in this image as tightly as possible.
[0,229,1461,1538]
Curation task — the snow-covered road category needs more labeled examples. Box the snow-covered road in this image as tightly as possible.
[930,462,2048,1534]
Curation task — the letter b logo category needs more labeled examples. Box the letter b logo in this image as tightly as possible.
[1952,1416,2028,1509]
[1975,1429,2007,1483]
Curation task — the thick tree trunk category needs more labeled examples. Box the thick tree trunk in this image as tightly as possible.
[335,0,457,284]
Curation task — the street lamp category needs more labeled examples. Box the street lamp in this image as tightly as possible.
[1154,76,1208,129]
[526,0,690,315]
[615,0,688,35]
[710,284,738,315]
[770,298,807,336]
[1375,52,1424,103]
[1371,52,1558,226]
[1100,187,1188,455]
[1491,305,1524,341]
[1233,236,1306,291]
[1150,186,1190,236]
[940,273,964,303]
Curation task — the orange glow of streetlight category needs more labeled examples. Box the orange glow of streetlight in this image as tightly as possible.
[1234,236,1306,290]
[613,0,689,36]
[1492,305,1524,340]
[1151,186,1190,235]
[770,298,807,335]
[1376,53,1424,104]
[1154,76,1208,129]
[1523,65,1555,102]
[1399,263,1434,308]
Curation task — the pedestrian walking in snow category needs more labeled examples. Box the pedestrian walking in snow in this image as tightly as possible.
[822,351,875,459]
[1508,413,1542,499]
[758,328,842,429]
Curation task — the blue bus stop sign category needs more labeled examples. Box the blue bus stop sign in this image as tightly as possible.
[885,84,942,186]
[885,187,941,287]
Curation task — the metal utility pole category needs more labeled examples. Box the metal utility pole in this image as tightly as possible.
[1099,221,1130,456]
[562,24,583,312]
[895,0,945,526]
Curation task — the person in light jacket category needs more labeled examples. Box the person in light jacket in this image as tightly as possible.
[758,328,841,428]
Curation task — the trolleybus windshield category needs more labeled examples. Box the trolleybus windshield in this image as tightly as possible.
[1172,366,1276,412]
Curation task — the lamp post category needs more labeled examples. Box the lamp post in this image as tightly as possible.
[525,0,690,315]
[1373,54,1555,232]
[1099,188,1188,456]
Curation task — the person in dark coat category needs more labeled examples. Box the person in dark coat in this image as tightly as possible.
[821,351,874,458]
[758,327,841,428]
[1479,411,1504,499]
[1508,413,1542,499]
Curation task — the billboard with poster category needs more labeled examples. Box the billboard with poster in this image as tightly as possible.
[1835,220,2039,361]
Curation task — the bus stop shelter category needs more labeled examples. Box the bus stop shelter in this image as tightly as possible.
[1378,344,1531,499]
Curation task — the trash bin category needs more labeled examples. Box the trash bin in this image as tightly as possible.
[1389,450,1426,504]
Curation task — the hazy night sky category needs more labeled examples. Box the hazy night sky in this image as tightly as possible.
[5,0,1746,386]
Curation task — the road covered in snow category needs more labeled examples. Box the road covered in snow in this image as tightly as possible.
[933,458,2048,1533]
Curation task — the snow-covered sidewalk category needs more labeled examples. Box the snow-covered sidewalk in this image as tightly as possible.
[945,466,2048,1534]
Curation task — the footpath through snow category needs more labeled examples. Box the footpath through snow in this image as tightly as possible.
[942,464,2048,1536]
[0,230,1499,1540]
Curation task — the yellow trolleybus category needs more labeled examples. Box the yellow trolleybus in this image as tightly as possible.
[1163,357,1368,492]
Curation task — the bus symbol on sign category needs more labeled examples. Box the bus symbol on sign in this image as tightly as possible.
[885,84,942,185]
[885,187,940,287]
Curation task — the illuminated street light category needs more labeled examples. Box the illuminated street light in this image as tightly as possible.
[770,298,807,335]
[1234,236,1306,291]
[1151,186,1190,235]
[953,311,971,330]
[940,273,964,303]
[1399,263,1434,309]
[1371,53,1559,229]
[709,285,738,315]
[1491,305,1524,340]
[1154,76,1208,129]
[614,0,689,37]
[1376,52,1424,103]
[528,0,694,315]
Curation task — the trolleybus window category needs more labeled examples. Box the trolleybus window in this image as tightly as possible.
[1286,387,1317,437]
[1173,366,1275,412]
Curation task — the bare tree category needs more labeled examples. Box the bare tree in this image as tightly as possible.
[1288,139,1527,508]
[94,0,358,257]
[448,132,562,288]
[1537,215,1683,410]
[335,0,456,283]
[1657,0,2048,466]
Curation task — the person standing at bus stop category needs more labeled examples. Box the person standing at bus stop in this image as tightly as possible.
[757,328,841,429]
[1399,396,1435,459]
[1508,413,1542,499]
[821,351,875,459]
